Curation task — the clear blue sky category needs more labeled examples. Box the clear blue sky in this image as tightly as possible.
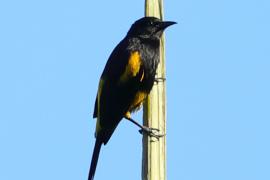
[1,0,269,179]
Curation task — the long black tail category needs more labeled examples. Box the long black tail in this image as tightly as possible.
[88,138,102,180]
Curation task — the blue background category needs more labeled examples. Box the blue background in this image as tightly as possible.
[1,0,269,179]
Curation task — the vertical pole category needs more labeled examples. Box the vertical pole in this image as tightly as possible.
[143,0,166,180]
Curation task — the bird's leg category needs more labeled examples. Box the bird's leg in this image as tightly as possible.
[154,77,166,83]
[124,116,165,139]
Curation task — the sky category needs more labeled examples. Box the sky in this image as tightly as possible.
[0,0,270,180]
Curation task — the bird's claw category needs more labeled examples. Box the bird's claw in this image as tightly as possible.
[139,126,165,139]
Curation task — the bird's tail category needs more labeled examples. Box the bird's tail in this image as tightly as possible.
[88,138,102,180]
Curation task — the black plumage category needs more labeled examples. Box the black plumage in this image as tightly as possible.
[89,17,175,180]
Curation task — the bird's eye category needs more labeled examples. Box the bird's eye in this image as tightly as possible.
[147,21,154,26]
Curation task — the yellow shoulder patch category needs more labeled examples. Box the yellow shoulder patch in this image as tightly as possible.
[120,51,142,82]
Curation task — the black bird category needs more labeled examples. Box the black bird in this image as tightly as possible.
[89,16,176,180]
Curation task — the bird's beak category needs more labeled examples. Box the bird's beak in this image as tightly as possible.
[158,21,177,30]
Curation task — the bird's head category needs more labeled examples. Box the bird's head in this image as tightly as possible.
[127,17,176,40]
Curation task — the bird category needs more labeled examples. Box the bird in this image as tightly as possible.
[89,16,176,180]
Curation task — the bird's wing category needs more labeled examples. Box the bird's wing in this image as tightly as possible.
[94,39,144,144]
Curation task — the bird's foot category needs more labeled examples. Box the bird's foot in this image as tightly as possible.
[139,126,165,139]
[154,77,166,83]
[124,116,165,140]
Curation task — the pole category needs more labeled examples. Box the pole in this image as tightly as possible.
[142,0,167,180]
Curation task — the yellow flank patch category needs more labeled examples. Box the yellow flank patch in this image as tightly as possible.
[130,91,147,111]
[96,78,105,135]
[120,51,141,82]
